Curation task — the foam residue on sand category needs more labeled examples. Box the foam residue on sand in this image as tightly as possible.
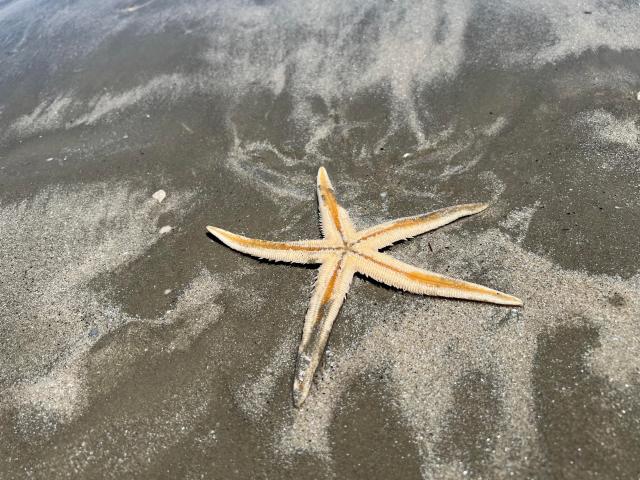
[476,1,640,67]
[6,73,191,139]
[10,362,85,433]
[573,110,640,175]
[0,182,228,427]
[482,116,508,137]
[7,95,73,139]
[266,228,639,476]
[2,0,640,148]
[529,0,640,64]
[161,269,224,352]
[2,0,472,150]
[234,334,297,420]
[225,124,310,201]
[576,109,639,151]
[18,374,216,478]
[499,202,540,244]
[3,0,640,189]
[209,0,471,147]
[399,117,513,181]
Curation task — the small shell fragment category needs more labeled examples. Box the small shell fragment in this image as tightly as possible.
[152,189,166,203]
[159,225,172,234]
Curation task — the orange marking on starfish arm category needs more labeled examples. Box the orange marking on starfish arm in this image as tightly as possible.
[207,227,328,252]
[317,167,344,236]
[363,253,485,293]
[206,226,336,264]
[320,184,342,234]
[355,251,523,305]
[223,232,320,251]
[355,203,488,248]
[357,214,441,242]
[321,260,340,304]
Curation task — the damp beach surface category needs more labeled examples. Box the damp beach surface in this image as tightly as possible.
[1,1,640,478]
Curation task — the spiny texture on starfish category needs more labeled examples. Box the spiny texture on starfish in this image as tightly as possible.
[207,167,522,407]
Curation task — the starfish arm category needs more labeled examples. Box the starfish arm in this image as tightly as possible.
[317,167,356,241]
[206,226,333,264]
[355,203,489,249]
[337,204,357,239]
[352,249,523,306]
[293,254,355,407]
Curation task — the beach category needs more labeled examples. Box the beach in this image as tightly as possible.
[1,1,639,478]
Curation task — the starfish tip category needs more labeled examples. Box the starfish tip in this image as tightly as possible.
[292,385,307,408]
[505,294,523,306]
[317,166,331,184]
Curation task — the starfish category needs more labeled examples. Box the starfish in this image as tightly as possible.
[207,168,522,407]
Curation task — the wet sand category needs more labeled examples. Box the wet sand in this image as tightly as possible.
[1,1,639,478]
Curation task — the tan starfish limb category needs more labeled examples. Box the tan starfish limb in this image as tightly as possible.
[207,167,522,407]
